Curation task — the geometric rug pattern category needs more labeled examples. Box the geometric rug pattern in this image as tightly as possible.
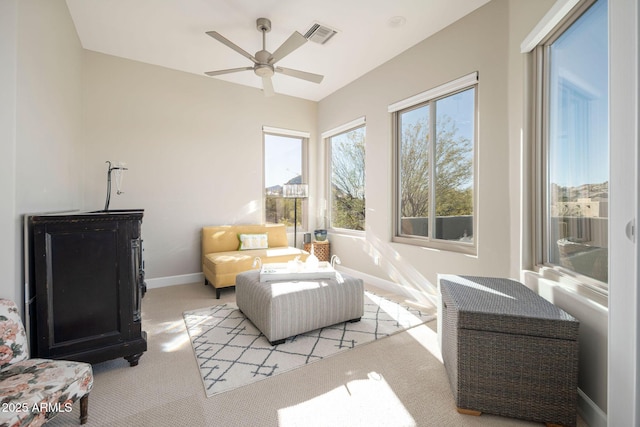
[183,291,435,397]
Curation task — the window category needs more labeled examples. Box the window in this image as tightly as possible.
[324,119,366,231]
[263,128,308,228]
[391,73,477,252]
[533,0,608,291]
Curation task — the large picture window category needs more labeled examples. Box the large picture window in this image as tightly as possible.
[263,129,308,228]
[391,73,477,252]
[324,119,366,231]
[534,0,608,290]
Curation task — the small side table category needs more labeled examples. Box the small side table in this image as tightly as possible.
[304,240,330,262]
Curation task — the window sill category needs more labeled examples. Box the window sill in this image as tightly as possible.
[328,228,365,239]
[530,265,608,308]
[392,235,477,256]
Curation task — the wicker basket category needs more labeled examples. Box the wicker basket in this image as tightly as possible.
[440,276,579,426]
[304,241,330,262]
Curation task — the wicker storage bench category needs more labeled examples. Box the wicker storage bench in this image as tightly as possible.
[438,275,579,426]
[236,270,364,345]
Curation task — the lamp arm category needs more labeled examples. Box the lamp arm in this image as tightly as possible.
[104,161,112,211]
[104,161,129,211]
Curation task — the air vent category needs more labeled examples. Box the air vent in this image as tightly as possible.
[304,22,337,45]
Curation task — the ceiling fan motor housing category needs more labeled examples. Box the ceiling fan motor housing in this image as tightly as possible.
[254,50,274,77]
[256,18,271,33]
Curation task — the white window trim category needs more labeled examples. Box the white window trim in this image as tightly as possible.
[322,117,366,235]
[521,0,581,53]
[321,117,366,139]
[262,128,309,231]
[527,0,608,295]
[388,72,478,113]
[262,126,310,139]
[391,75,478,255]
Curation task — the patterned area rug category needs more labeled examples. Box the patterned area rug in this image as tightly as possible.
[183,291,434,397]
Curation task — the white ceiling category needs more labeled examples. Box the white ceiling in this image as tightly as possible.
[65,0,490,101]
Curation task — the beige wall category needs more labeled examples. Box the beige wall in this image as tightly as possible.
[0,0,19,305]
[317,0,538,293]
[80,51,317,279]
[0,0,84,305]
[2,0,318,294]
[16,0,83,214]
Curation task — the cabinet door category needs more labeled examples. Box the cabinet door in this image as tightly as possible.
[33,220,130,358]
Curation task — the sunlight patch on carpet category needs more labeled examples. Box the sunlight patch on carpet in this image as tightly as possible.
[277,372,416,427]
[183,291,435,397]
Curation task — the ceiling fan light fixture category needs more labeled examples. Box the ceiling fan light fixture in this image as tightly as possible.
[254,64,274,78]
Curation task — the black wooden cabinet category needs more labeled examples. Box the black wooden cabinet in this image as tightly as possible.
[27,210,147,366]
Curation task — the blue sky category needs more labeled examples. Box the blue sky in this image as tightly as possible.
[264,134,302,188]
[549,0,608,188]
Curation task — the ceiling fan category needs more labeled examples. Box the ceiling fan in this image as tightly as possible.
[205,18,324,97]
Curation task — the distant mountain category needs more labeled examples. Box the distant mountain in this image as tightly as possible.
[285,175,302,185]
[265,175,302,196]
[266,184,282,195]
[551,181,609,202]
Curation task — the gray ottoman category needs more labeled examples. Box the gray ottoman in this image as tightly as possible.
[439,275,579,426]
[236,270,364,345]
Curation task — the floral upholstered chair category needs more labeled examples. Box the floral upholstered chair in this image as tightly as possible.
[0,299,93,426]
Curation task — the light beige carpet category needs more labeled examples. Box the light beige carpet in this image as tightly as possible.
[184,291,434,397]
[47,281,589,427]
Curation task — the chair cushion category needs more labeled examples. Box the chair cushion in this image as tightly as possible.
[0,358,93,426]
[0,299,30,369]
[204,247,306,276]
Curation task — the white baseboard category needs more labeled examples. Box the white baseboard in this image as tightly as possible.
[336,266,404,293]
[577,387,607,427]
[336,266,433,304]
[145,269,395,291]
[146,268,412,295]
[145,272,204,289]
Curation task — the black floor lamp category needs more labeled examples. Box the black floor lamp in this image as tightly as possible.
[283,184,308,248]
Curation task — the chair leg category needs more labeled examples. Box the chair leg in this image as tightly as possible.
[80,394,89,425]
[215,287,221,299]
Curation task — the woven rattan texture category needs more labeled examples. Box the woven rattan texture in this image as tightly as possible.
[304,241,330,262]
[441,276,579,427]
[441,276,578,340]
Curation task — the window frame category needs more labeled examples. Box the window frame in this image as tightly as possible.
[390,73,479,255]
[262,127,309,231]
[322,117,366,235]
[530,0,609,296]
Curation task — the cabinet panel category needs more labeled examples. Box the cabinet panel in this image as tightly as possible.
[28,210,147,366]
[48,228,120,345]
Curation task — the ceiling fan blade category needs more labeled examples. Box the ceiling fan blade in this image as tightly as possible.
[276,67,324,84]
[262,76,275,97]
[206,31,257,64]
[268,31,307,64]
[205,66,253,77]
